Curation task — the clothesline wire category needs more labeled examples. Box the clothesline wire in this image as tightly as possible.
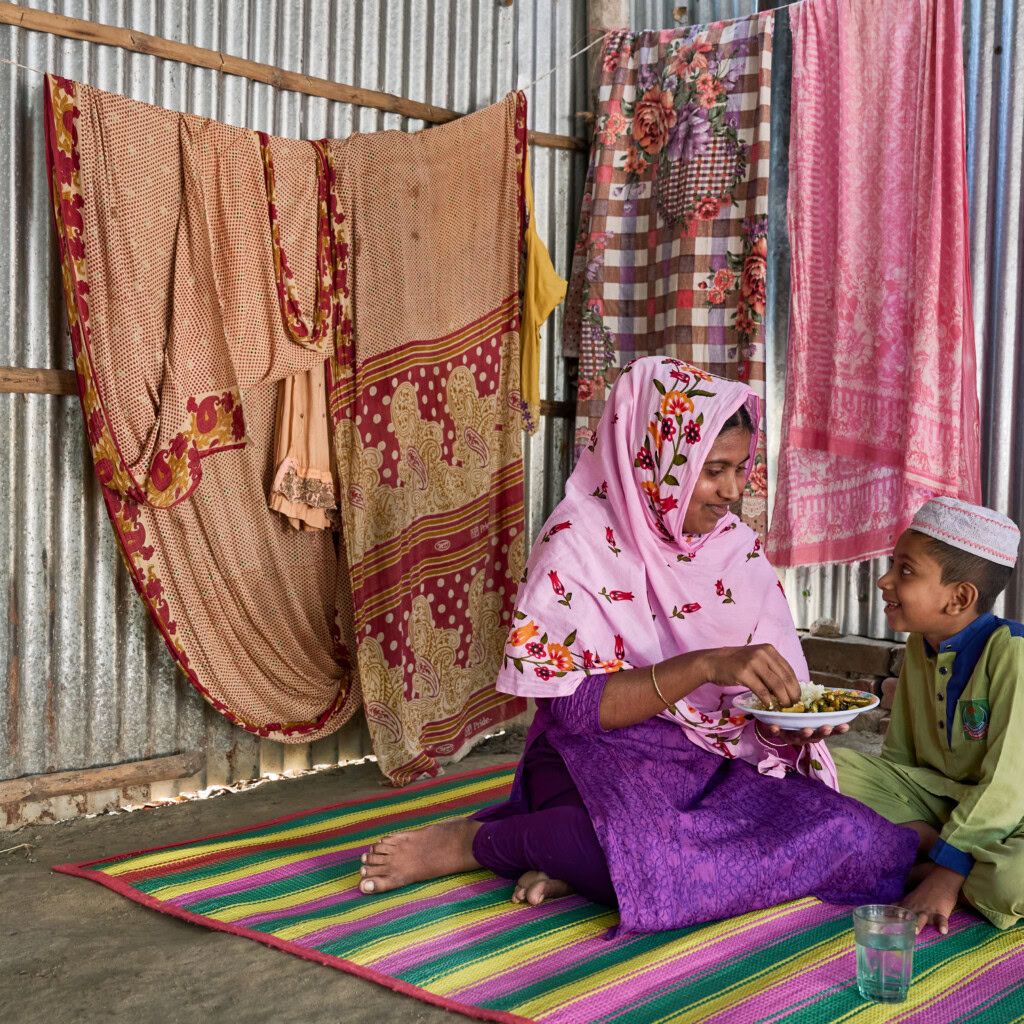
[518,34,607,92]
[3,32,609,96]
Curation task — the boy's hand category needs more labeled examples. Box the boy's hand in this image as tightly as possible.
[900,865,964,936]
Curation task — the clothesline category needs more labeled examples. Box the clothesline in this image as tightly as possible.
[1,33,609,103]
[0,3,586,152]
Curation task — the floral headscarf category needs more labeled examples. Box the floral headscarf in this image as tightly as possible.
[497,356,836,787]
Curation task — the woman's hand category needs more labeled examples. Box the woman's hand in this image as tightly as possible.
[763,722,850,747]
[703,644,801,710]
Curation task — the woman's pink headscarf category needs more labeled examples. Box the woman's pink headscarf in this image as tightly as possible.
[498,356,837,787]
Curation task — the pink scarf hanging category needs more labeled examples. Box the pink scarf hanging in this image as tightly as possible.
[497,355,836,787]
[767,0,981,567]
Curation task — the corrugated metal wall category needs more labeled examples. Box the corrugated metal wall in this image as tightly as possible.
[629,0,756,30]
[0,0,586,825]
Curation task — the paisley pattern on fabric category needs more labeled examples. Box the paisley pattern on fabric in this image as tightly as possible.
[326,94,530,784]
[767,0,980,566]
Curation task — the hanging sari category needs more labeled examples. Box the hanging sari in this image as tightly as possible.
[44,74,357,740]
[766,0,981,565]
[325,96,529,784]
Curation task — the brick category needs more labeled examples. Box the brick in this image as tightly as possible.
[890,645,906,677]
[852,677,881,696]
[801,635,897,677]
[881,676,899,710]
[809,670,853,691]
[877,715,891,735]
[849,708,887,733]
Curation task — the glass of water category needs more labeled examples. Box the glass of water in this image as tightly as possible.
[853,905,916,1003]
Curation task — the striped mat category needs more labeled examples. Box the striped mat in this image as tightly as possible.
[55,763,1024,1023]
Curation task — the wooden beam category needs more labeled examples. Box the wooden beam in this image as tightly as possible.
[539,399,575,419]
[0,2,586,153]
[0,367,76,395]
[0,751,206,804]
[1,368,578,418]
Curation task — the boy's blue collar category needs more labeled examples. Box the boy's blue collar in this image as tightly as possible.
[921,613,996,658]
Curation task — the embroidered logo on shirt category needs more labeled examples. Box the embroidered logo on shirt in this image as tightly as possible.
[959,699,990,741]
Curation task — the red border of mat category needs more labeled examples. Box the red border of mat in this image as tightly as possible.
[53,761,532,1024]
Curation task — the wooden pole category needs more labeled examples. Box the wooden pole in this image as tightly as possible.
[0,2,585,152]
[0,751,205,804]
[0,366,575,418]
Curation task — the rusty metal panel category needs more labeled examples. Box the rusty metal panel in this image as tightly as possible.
[1,0,586,825]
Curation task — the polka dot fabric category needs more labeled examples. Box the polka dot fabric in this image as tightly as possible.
[325,94,530,784]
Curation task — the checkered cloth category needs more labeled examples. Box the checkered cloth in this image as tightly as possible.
[565,15,774,534]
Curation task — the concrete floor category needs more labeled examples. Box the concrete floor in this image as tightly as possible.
[0,730,882,1024]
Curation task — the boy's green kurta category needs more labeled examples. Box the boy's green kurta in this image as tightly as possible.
[835,614,1024,929]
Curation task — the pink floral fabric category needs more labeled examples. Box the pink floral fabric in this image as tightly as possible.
[767,0,981,566]
[496,355,837,788]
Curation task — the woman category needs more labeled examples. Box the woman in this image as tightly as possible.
[358,357,917,933]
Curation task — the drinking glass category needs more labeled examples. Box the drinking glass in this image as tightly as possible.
[853,904,916,1003]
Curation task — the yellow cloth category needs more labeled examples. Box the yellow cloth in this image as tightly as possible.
[520,150,567,434]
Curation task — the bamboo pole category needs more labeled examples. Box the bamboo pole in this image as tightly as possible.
[0,751,205,804]
[0,2,585,152]
[0,366,575,418]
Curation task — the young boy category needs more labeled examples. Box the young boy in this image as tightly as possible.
[834,497,1023,935]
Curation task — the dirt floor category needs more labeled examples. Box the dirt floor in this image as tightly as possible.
[0,730,881,1024]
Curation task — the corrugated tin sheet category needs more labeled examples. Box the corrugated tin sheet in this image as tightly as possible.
[629,0,757,30]
[966,0,1024,621]
[0,0,586,823]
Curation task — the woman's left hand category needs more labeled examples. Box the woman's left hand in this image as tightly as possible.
[763,723,849,747]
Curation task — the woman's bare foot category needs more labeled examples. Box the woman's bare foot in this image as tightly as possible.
[511,870,576,906]
[359,818,483,894]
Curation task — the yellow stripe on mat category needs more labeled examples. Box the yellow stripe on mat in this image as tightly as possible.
[217,869,491,929]
[100,775,506,878]
[834,930,1022,1024]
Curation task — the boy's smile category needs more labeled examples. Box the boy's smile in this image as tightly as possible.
[878,530,977,644]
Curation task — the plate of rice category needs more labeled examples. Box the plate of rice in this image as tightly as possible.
[732,682,879,730]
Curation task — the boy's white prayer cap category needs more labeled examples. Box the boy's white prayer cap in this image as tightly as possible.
[910,497,1020,568]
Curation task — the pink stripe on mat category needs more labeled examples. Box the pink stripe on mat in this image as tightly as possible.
[694,915,979,1024]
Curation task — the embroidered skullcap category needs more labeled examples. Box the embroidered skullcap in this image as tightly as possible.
[911,497,1020,568]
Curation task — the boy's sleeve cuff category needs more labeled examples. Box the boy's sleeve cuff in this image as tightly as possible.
[928,838,974,876]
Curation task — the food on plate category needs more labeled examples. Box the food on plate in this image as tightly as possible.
[752,683,875,714]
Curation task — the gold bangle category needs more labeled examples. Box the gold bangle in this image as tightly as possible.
[754,721,792,749]
[650,663,672,709]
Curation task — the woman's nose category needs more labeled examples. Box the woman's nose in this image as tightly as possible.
[877,570,892,591]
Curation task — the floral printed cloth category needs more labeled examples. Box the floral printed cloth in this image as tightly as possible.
[564,13,774,535]
[495,355,836,787]
[766,0,981,566]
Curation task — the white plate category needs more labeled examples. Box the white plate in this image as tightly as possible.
[732,688,879,730]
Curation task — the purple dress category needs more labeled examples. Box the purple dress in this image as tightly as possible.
[473,675,917,934]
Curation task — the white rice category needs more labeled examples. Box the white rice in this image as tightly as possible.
[797,681,825,705]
